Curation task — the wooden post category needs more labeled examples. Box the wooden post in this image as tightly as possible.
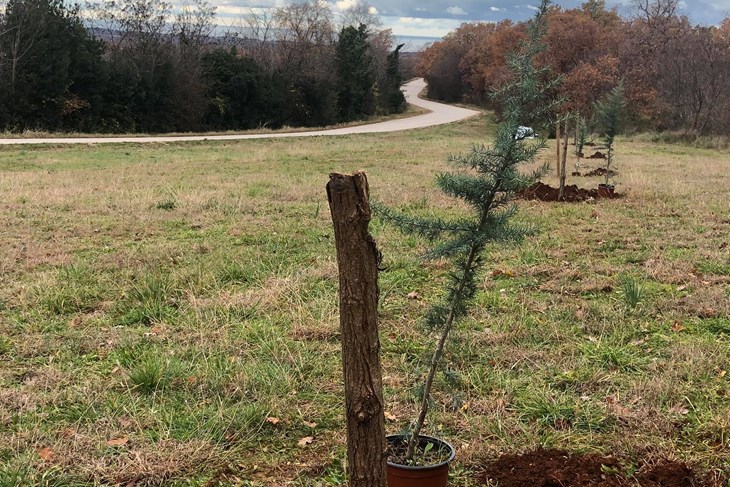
[556,119,562,177]
[326,172,387,487]
[558,118,569,201]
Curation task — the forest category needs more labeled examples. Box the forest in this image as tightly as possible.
[0,0,405,133]
[417,0,730,136]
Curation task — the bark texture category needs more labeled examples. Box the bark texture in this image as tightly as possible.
[326,172,387,487]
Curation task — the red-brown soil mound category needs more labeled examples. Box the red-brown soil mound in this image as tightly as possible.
[478,449,701,487]
[518,182,619,202]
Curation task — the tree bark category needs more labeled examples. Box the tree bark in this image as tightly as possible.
[558,118,569,201]
[556,119,562,176]
[326,172,387,487]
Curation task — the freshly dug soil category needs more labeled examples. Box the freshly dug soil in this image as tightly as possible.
[588,151,607,159]
[584,167,618,177]
[518,182,620,202]
[479,448,700,487]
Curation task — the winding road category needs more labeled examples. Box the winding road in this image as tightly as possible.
[0,78,480,146]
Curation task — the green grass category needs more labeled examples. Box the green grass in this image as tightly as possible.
[1,116,729,485]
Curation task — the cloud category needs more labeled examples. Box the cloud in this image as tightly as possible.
[490,6,503,11]
[446,6,467,15]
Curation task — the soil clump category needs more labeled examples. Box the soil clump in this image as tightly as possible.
[518,181,619,202]
[584,167,618,177]
[479,448,704,487]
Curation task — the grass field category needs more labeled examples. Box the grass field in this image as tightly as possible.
[1,115,729,486]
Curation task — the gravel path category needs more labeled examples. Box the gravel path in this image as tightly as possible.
[0,78,480,145]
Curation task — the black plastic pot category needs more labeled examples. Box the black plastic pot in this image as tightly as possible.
[597,183,615,198]
[386,435,456,487]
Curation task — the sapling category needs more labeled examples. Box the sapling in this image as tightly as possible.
[376,0,560,463]
[593,83,625,185]
[574,113,587,174]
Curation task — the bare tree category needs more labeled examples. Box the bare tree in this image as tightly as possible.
[631,0,680,47]
[340,0,381,30]
[93,0,172,79]
[274,0,335,74]
[1,0,48,98]
[235,8,277,72]
[172,0,215,52]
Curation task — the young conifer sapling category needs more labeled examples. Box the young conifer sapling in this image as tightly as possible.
[376,0,560,464]
[593,83,625,186]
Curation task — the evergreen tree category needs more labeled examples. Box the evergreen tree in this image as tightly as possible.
[335,24,374,122]
[376,0,561,462]
[383,43,406,114]
[0,0,106,131]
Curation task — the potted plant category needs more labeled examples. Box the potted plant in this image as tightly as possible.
[375,2,559,485]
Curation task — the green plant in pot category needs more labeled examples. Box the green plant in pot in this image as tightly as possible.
[375,2,559,485]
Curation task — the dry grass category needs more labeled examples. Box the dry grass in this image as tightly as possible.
[1,116,729,485]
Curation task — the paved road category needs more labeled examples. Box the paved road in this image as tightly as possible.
[0,79,480,146]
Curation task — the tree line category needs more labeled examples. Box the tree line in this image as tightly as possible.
[0,0,405,133]
[418,0,730,136]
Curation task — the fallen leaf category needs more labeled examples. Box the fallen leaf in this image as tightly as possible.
[297,436,314,447]
[672,322,685,333]
[106,437,129,447]
[718,370,727,378]
[669,404,690,416]
[38,447,54,461]
[265,417,281,425]
[575,308,585,320]
[384,412,398,421]
[302,421,317,428]
[406,291,420,300]
[61,427,77,438]
[676,284,687,292]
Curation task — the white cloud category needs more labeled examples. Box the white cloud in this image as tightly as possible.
[384,15,462,37]
[369,6,378,14]
[526,4,540,10]
[446,6,467,15]
[490,6,503,11]
[335,0,357,10]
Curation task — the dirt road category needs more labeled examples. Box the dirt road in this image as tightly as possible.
[0,78,479,145]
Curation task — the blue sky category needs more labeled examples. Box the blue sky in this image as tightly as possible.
[211,1,730,40]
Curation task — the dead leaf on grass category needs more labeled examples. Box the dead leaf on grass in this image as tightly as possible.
[384,412,397,421]
[406,291,420,300]
[265,417,281,425]
[106,437,129,447]
[297,436,314,447]
[38,447,54,461]
[669,405,690,416]
[302,421,317,428]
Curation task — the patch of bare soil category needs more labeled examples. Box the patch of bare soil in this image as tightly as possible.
[584,167,618,178]
[518,182,620,202]
[478,449,705,487]
[588,151,607,159]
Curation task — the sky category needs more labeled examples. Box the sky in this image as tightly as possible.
[213,0,730,43]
